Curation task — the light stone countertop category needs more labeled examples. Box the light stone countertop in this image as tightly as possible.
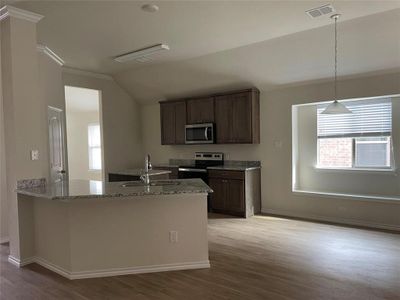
[154,160,261,171]
[16,179,212,201]
[109,169,172,176]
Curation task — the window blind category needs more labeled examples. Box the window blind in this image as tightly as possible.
[317,98,392,138]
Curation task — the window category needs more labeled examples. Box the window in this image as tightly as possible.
[317,98,392,169]
[88,124,102,170]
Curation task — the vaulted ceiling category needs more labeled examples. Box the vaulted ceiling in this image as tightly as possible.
[9,1,400,103]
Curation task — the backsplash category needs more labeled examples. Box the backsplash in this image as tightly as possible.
[17,178,46,189]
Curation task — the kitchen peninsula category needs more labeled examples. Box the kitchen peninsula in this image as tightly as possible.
[14,179,212,279]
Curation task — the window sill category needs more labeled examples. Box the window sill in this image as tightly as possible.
[293,189,400,204]
[315,166,397,175]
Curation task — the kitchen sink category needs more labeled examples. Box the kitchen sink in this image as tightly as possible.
[120,180,181,187]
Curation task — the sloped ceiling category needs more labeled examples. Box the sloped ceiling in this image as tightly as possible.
[9,1,400,103]
[114,8,400,103]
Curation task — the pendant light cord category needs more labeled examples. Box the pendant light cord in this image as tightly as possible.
[334,15,338,101]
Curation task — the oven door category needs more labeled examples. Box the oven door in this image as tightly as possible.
[185,123,214,144]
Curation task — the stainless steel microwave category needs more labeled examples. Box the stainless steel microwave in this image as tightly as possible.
[185,123,214,144]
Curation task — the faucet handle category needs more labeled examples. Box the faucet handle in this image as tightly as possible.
[147,154,152,170]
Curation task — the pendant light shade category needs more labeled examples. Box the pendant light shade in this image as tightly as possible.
[321,100,352,114]
[321,14,352,115]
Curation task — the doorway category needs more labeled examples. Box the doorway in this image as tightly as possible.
[64,86,104,181]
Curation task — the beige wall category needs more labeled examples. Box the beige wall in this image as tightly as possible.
[66,111,102,181]
[19,193,209,278]
[0,24,8,243]
[141,72,400,230]
[1,16,48,258]
[295,99,400,197]
[62,71,144,177]
[38,51,66,182]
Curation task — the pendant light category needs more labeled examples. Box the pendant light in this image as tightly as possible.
[321,14,352,114]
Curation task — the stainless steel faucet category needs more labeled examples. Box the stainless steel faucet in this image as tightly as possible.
[141,154,152,185]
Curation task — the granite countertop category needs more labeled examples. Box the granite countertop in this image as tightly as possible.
[110,169,172,176]
[152,163,180,168]
[154,160,261,171]
[206,162,261,171]
[16,179,212,201]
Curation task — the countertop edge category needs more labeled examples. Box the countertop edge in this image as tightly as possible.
[16,188,213,200]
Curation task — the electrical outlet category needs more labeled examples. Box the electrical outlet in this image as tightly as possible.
[169,231,178,243]
[30,150,39,161]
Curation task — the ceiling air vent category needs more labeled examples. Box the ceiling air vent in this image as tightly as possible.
[306,4,335,18]
[114,44,169,63]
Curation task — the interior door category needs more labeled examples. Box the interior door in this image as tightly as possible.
[48,106,67,183]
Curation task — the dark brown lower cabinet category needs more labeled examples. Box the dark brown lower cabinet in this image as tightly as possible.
[208,178,226,210]
[209,169,260,218]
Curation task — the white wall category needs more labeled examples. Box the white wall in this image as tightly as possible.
[66,111,102,181]
[62,70,144,177]
[1,16,49,259]
[0,26,8,243]
[295,99,400,197]
[38,50,66,181]
[141,71,400,230]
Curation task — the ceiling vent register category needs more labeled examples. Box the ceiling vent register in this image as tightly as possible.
[114,44,170,63]
[305,4,335,18]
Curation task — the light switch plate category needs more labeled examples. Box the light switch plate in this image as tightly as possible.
[30,150,39,161]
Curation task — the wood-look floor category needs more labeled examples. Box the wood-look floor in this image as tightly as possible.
[1,214,399,300]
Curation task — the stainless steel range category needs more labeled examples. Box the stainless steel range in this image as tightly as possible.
[178,152,223,211]
[178,152,224,182]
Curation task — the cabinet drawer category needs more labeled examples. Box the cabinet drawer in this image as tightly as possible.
[208,169,245,180]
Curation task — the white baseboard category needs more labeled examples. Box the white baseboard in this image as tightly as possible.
[8,255,210,280]
[8,255,35,267]
[68,260,210,280]
[261,208,400,232]
[0,236,9,244]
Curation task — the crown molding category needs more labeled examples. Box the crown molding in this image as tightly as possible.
[62,67,113,81]
[0,5,44,23]
[37,44,65,66]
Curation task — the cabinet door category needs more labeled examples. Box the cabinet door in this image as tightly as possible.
[209,178,226,210]
[160,103,176,145]
[227,179,245,213]
[231,93,252,143]
[187,97,214,124]
[175,101,187,144]
[215,95,232,144]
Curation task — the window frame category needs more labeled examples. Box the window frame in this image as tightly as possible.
[317,136,393,171]
[316,97,393,172]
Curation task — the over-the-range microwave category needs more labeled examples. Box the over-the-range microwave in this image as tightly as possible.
[185,123,214,144]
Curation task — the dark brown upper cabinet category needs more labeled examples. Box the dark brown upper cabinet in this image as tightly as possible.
[160,100,186,145]
[160,88,259,145]
[215,89,260,144]
[186,97,214,124]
